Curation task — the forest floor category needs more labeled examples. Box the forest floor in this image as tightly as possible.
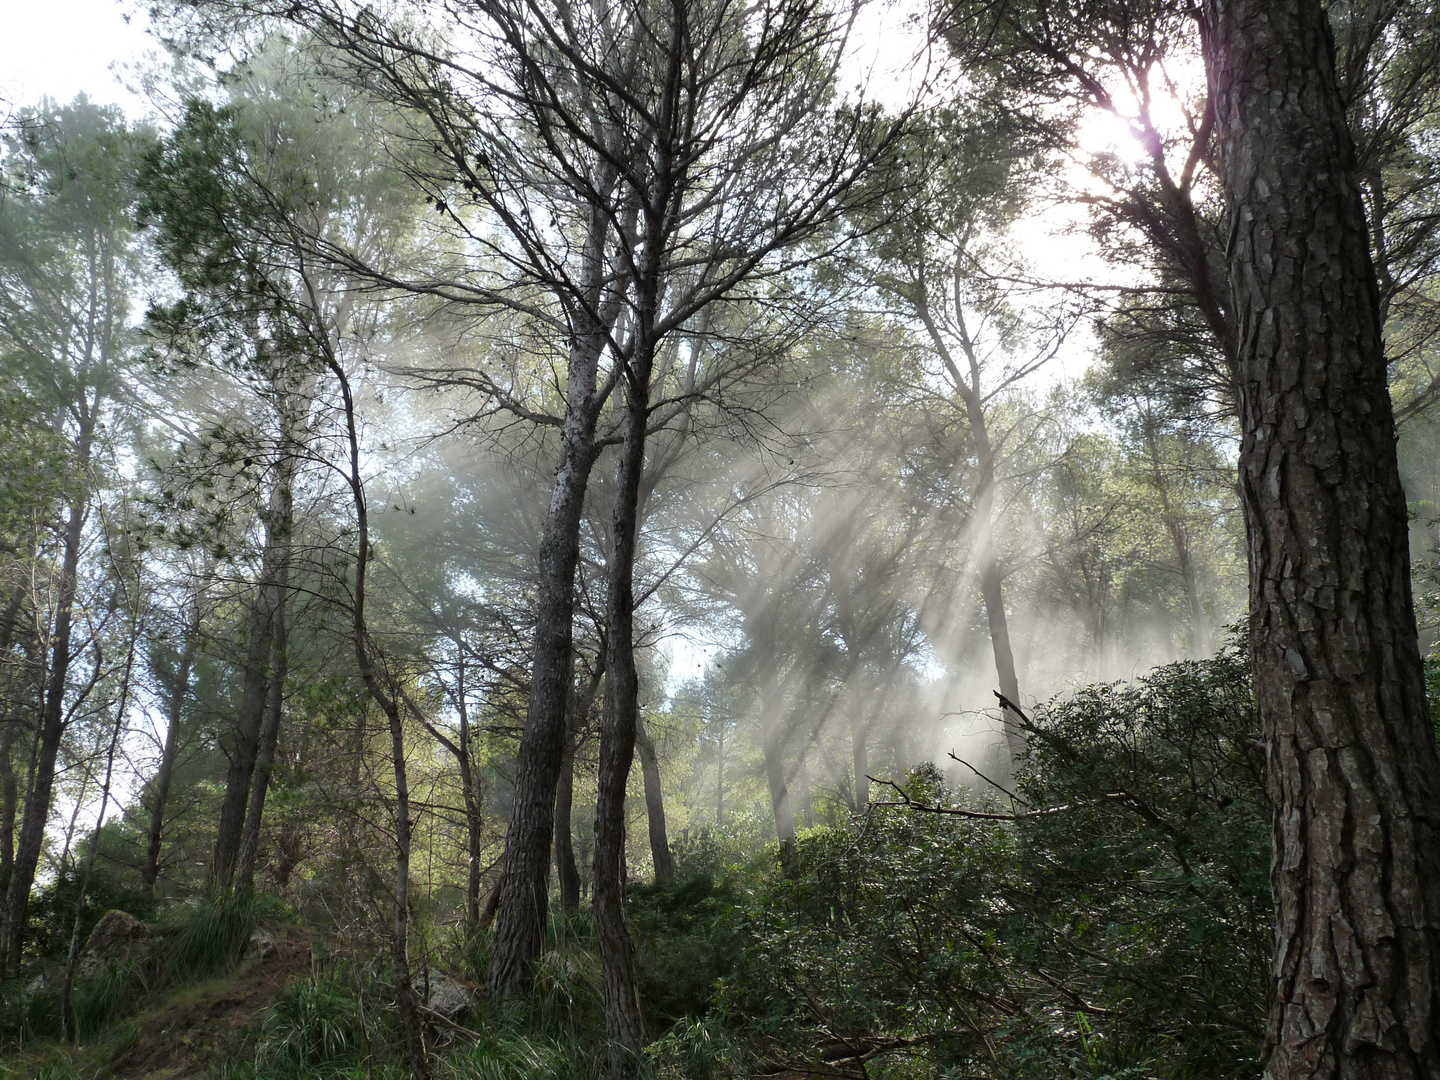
[109,930,314,1080]
[0,924,318,1080]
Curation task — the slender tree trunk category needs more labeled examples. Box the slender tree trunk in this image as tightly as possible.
[594,355,652,1080]
[61,595,139,1040]
[1,423,92,974]
[760,662,798,852]
[557,658,604,915]
[1173,525,1209,657]
[455,657,484,929]
[211,463,293,890]
[142,604,199,898]
[849,696,869,811]
[554,730,581,914]
[0,586,24,890]
[715,728,724,825]
[1142,424,1212,656]
[1202,2,1440,1075]
[235,598,288,894]
[635,719,674,884]
[918,287,1026,768]
[328,350,429,1080]
[0,723,17,891]
[970,422,1024,769]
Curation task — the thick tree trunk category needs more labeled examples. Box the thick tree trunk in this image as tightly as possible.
[1201,2,1440,1075]
[594,360,651,1080]
[211,465,293,890]
[1,424,91,974]
[486,426,596,995]
[485,203,619,993]
[635,719,674,884]
[236,600,288,894]
[142,605,199,898]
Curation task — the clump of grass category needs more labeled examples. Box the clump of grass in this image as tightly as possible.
[163,890,274,984]
[68,959,144,1043]
[527,940,603,1043]
[255,963,375,1071]
[440,1030,598,1080]
[647,1016,745,1080]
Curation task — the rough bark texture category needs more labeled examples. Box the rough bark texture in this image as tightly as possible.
[635,720,674,884]
[1201,1,1440,1075]
[594,361,651,1079]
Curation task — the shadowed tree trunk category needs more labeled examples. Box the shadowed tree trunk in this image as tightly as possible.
[635,719,674,884]
[0,723,17,892]
[760,661,800,857]
[486,192,622,998]
[142,599,201,898]
[1201,0,1440,1074]
[235,597,288,894]
[210,456,293,890]
[556,659,602,915]
[595,345,655,1078]
[0,586,26,891]
[453,655,485,929]
[554,731,581,915]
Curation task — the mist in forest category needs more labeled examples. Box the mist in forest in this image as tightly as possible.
[6,0,1439,1075]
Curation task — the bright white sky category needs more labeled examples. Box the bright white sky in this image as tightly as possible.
[0,0,158,119]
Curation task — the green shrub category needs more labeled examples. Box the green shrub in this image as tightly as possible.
[704,644,1268,1080]
[627,875,744,1024]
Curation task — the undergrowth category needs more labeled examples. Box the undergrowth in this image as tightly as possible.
[0,889,287,1049]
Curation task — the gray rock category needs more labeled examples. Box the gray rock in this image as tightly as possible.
[79,910,152,975]
[23,971,48,997]
[420,970,474,1021]
[242,928,277,964]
